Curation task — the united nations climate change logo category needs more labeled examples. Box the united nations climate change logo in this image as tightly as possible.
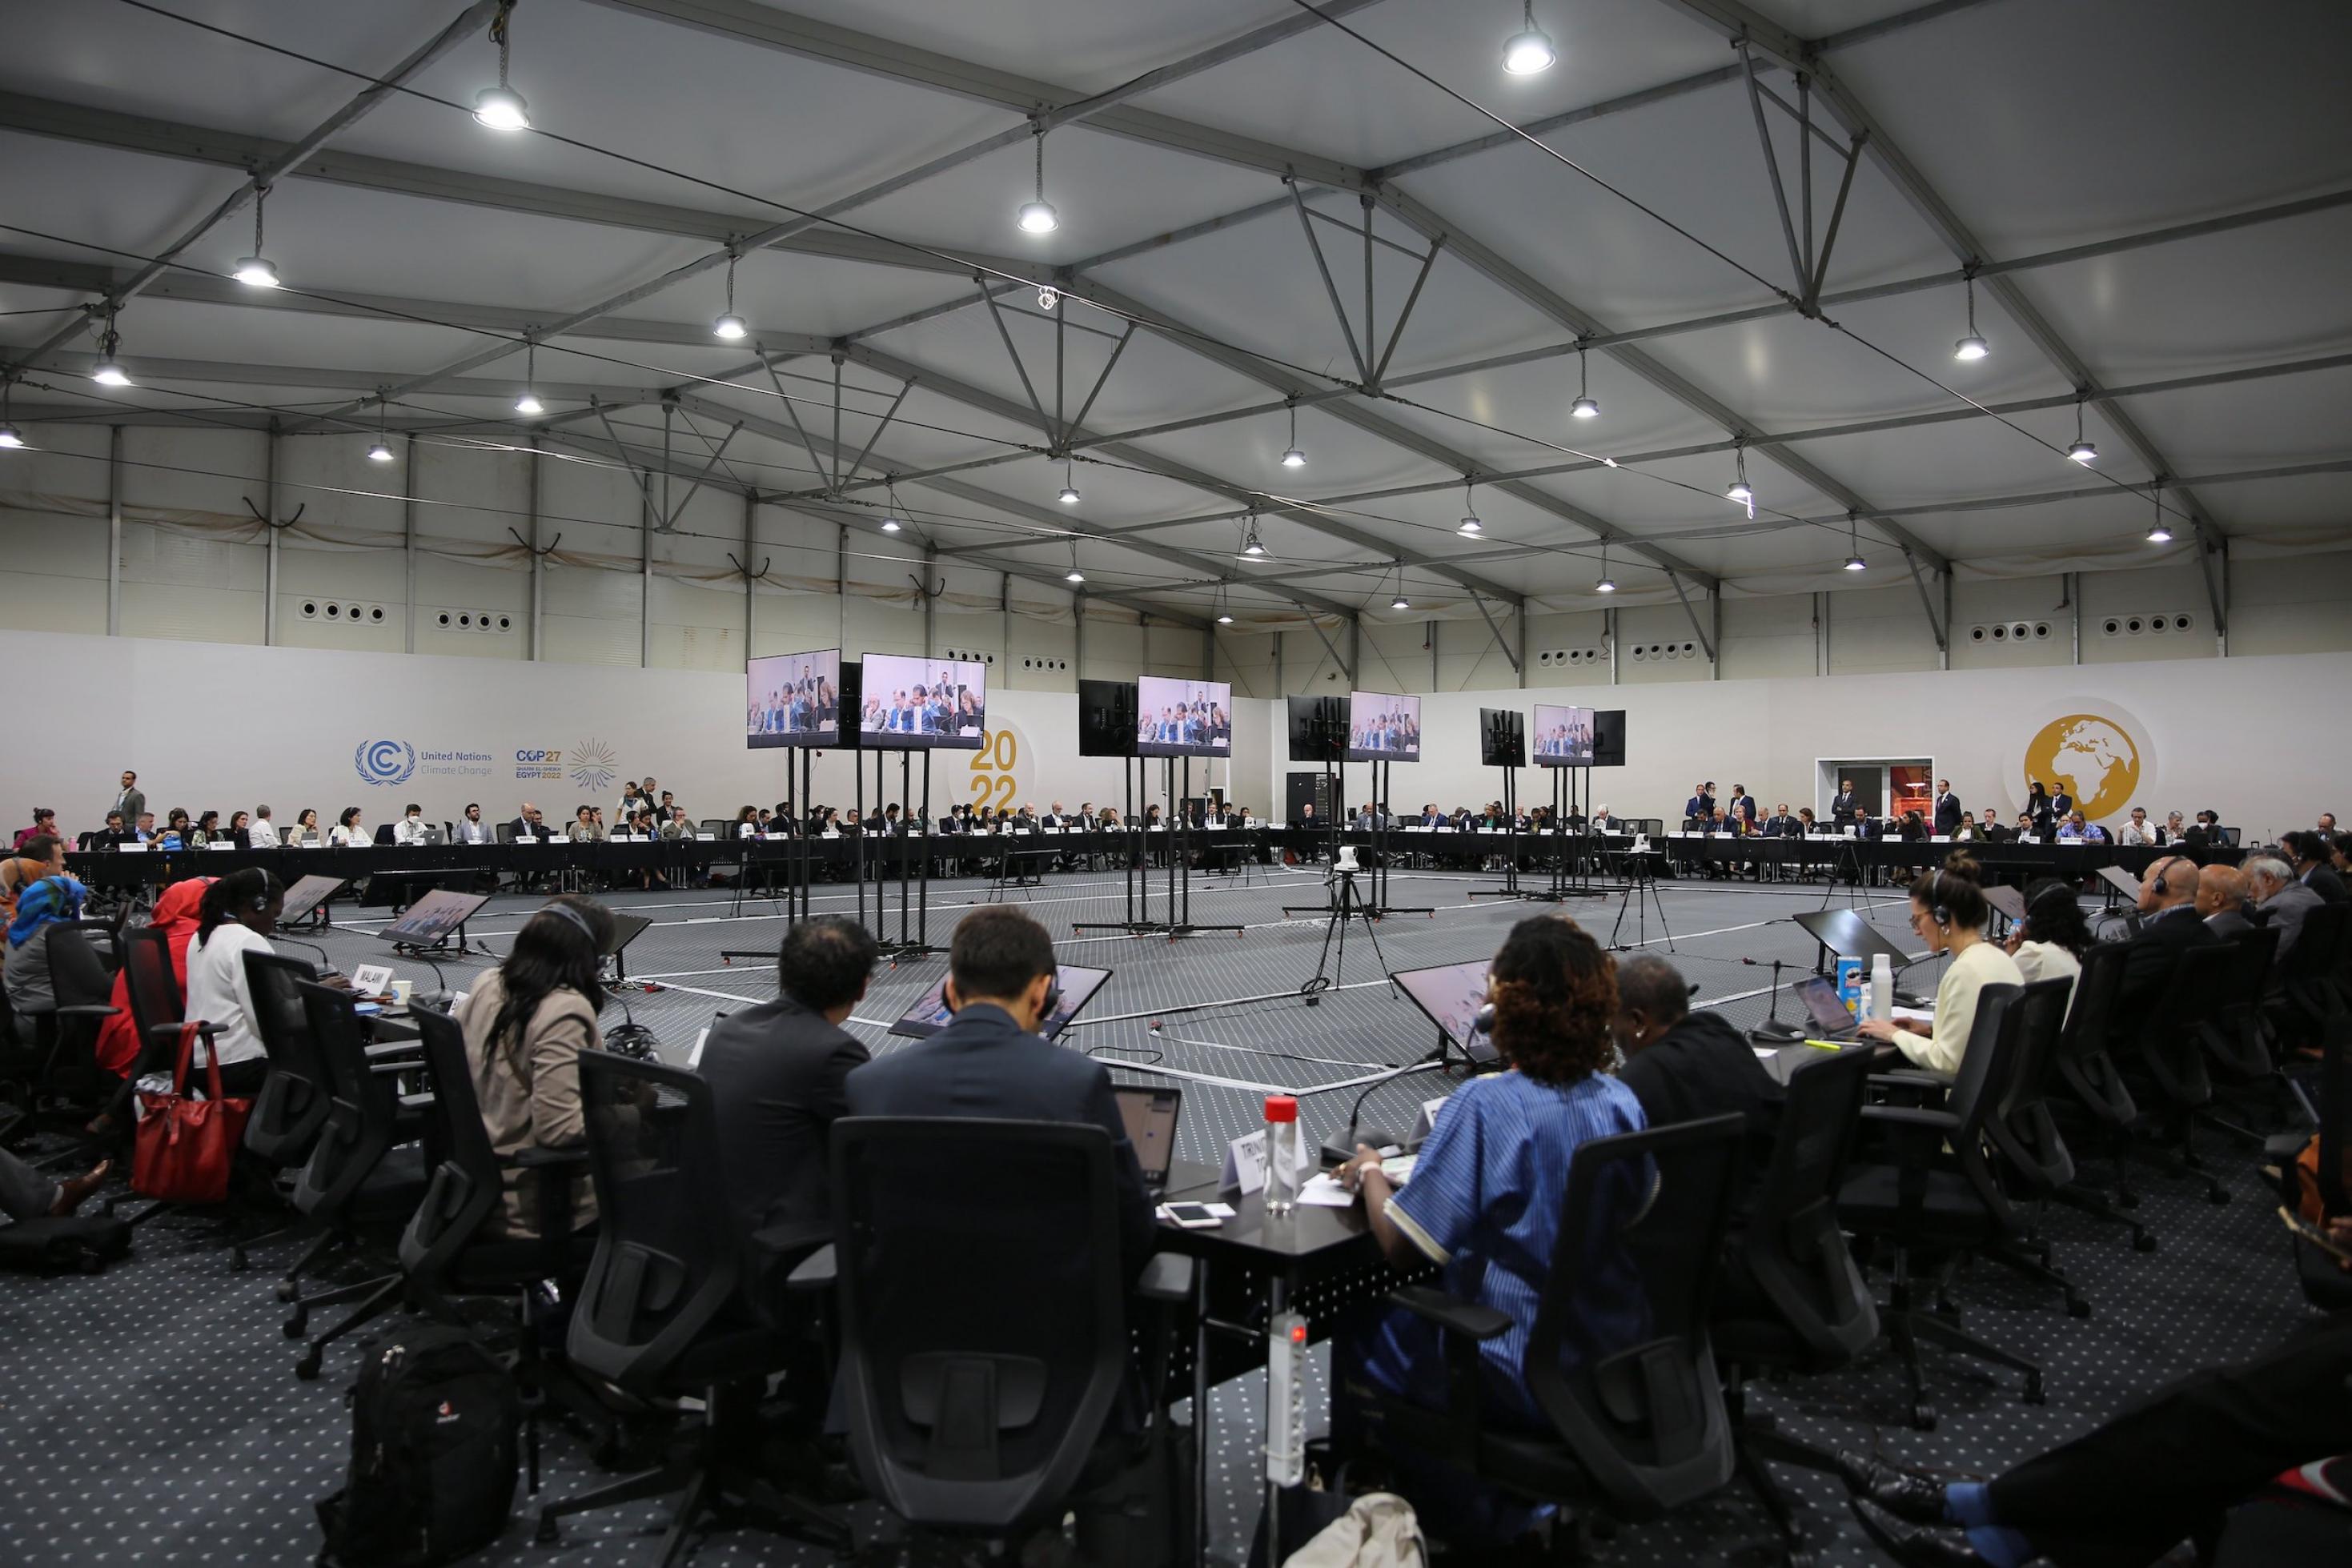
[568,739,617,796]
[355,739,417,787]
[2023,713,2142,820]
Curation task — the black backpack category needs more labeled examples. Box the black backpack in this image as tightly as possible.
[0,1214,133,1273]
[316,1326,520,1567]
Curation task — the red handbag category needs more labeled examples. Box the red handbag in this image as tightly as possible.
[132,1021,254,1204]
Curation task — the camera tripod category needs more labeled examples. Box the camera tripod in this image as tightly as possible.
[1606,854,1676,952]
[1300,864,1390,1002]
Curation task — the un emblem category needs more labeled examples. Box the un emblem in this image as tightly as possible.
[355,739,418,786]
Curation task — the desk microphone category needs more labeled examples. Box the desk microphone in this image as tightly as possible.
[1750,958,1803,1044]
[1320,1061,1424,1166]
[273,932,338,976]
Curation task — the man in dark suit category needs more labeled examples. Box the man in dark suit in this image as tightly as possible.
[2285,830,2350,904]
[2195,864,2257,940]
[2114,853,2221,1025]
[1830,778,1860,830]
[1683,781,1716,826]
[1932,779,1964,836]
[1977,808,2015,844]
[508,802,554,841]
[845,906,1154,1282]
[702,917,877,1298]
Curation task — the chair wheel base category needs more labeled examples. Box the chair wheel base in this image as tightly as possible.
[275,1280,299,1302]
[283,1313,307,1338]
[2065,1297,2091,1319]
[1909,1404,1937,1431]
[2205,1188,2230,1206]
[230,1247,247,1271]
[2023,1376,2047,1406]
[535,1515,559,1545]
[295,1349,323,1381]
[2132,1233,2158,1253]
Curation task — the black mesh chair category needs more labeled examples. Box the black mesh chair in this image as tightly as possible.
[2269,902,2351,1051]
[103,927,219,1229]
[1712,1047,1879,1561]
[218,949,332,1271]
[1971,976,2094,1318]
[1351,1114,1746,1549]
[2199,926,2288,1141]
[1836,983,2042,1431]
[533,1053,848,1562]
[283,980,427,1380]
[2120,941,2238,1205]
[2047,939,2156,1246]
[398,1005,604,1490]
[4,924,120,1140]
[795,1115,1194,1551]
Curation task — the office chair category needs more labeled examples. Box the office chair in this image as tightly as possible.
[1347,1115,1745,1553]
[1712,1048,1879,1562]
[2046,939,2157,1249]
[2198,926,2289,1142]
[283,980,428,1380]
[2270,904,2352,1053]
[1836,984,2044,1430]
[237,950,339,1282]
[2119,942,2238,1205]
[793,1116,1194,1555]
[399,1006,608,1491]
[1971,976,2096,1318]
[0,925,118,1145]
[2268,1010,2352,1312]
[534,1052,848,1562]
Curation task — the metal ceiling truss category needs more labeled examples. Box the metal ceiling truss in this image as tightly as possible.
[1648,0,2236,636]
[591,396,741,531]
[1285,183,1444,394]
[1736,43,1865,314]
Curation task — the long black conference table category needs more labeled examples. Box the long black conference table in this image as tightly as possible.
[63,826,2211,897]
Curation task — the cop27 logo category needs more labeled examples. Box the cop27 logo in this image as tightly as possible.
[568,739,617,796]
[355,739,417,786]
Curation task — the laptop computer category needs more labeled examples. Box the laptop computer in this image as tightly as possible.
[1114,1085,1182,1199]
[1797,976,1863,1041]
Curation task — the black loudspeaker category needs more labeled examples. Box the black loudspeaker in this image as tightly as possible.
[1591,708,1627,767]
[1286,696,1347,763]
[1478,708,1525,768]
[1078,679,1138,758]
[836,660,864,749]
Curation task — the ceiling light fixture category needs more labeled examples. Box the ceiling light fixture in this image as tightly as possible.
[0,378,22,448]
[881,482,904,531]
[1953,274,1989,361]
[1843,514,1867,571]
[1017,122,1060,235]
[1595,543,1614,594]
[90,306,130,387]
[1458,477,1483,535]
[1280,397,1306,467]
[1390,563,1410,612]
[1215,583,1234,624]
[1056,457,1080,505]
[2067,395,2097,464]
[1726,446,1753,517]
[472,1,531,130]
[1502,0,1556,74]
[2146,483,2173,544]
[712,245,747,340]
[514,336,543,416]
[1240,513,1266,558]
[367,391,395,463]
[1570,342,1599,419]
[232,183,280,288]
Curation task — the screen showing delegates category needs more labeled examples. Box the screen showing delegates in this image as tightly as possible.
[857,654,987,749]
[745,648,841,748]
[1531,704,1597,768]
[1134,676,1232,759]
[1346,691,1421,763]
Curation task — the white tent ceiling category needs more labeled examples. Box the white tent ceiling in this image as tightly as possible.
[2,0,2348,632]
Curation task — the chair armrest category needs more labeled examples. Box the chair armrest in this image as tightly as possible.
[1134,1251,1195,1305]
[1860,1105,1960,1131]
[146,1021,203,1041]
[371,1063,424,1081]
[510,1145,590,1169]
[1868,1069,1948,1090]
[363,1041,425,1061]
[787,1242,837,1293]
[55,1005,122,1020]
[398,1092,436,1112]
[1388,1284,1511,1341]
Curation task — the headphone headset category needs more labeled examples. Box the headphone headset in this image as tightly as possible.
[540,901,597,940]
[2150,856,2184,898]
[1921,868,1951,928]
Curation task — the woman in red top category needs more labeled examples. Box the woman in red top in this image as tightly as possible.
[92,876,212,1079]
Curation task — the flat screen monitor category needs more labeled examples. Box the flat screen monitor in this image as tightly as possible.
[1478,708,1524,768]
[1591,708,1627,768]
[1347,691,1421,763]
[746,648,841,748]
[1531,704,1596,767]
[1078,679,1138,759]
[1286,696,1347,764]
[1391,960,1500,1065]
[378,889,489,948]
[1792,908,1913,967]
[857,654,986,750]
[886,964,1114,1041]
[1135,676,1231,759]
[1113,1085,1181,1188]
[276,874,344,927]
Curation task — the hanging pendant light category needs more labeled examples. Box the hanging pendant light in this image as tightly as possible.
[1953,275,1989,361]
[232,184,280,288]
[2067,395,2097,464]
[1280,397,1306,467]
[1240,513,1266,558]
[1570,343,1599,419]
[1458,477,1483,536]
[1726,447,1753,517]
[514,336,544,415]
[712,245,748,340]
[367,391,395,463]
[1594,542,1615,594]
[90,305,131,386]
[1843,514,1866,571]
[1017,122,1060,235]
[1502,0,1556,74]
[2145,483,2173,544]
[1390,563,1409,612]
[472,1,531,130]
[1056,457,1080,505]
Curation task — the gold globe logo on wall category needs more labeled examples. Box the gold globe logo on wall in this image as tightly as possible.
[2022,713,2143,821]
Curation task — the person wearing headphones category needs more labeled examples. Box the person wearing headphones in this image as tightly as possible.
[182,868,295,1097]
[2003,879,2093,1018]
[453,895,614,1238]
[1855,853,2022,1077]
[2,834,87,1025]
[1332,915,1646,1547]
[2116,852,2222,1021]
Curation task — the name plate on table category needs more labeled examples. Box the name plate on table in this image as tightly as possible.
[1409,1096,1450,1142]
[516,837,539,847]
[1219,1129,1316,1197]
[207,840,236,851]
[1205,823,1226,832]
[119,843,148,853]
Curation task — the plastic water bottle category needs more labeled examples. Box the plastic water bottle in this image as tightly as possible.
[1871,952,1895,1022]
[1264,1094,1301,1217]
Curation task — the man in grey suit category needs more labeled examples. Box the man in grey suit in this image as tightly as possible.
[845,905,1153,1282]
[2196,864,2257,940]
[112,769,145,829]
[2245,854,2323,962]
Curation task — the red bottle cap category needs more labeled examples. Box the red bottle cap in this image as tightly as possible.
[1263,1095,1298,1123]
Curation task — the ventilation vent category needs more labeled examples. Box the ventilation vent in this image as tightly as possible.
[1535,645,1608,667]
[2097,611,2195,638]
[1966,620,2055,644]
[941,649,1001,665]
[431,608,516,633]
[1016,657,1069,671]
[298,600,391,626]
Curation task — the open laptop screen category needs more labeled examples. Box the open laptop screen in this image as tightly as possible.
[886,964,1113,1041]
[1113,1085,1180,1187]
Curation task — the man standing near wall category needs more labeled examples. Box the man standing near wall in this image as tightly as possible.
[112,770,144,829]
